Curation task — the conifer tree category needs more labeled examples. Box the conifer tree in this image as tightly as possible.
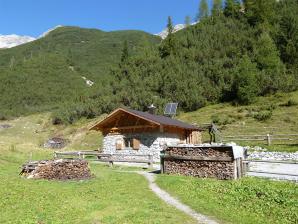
[212,0,223,16]
[196,0,209,21]
[224,0,241,18]
[185,16,191,27]
[167,16,174,35]
[160,16,177,57]
[120,40,129,63]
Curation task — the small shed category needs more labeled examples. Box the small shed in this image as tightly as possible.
[90,107,202,161]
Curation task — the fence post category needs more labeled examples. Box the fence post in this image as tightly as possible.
[148,154,153,169]
[266,134,271,146]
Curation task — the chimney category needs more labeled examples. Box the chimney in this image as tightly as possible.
[148,104,157,115]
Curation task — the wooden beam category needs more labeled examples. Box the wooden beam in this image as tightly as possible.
[105,125,157,131]
[163,155,233,162]
[160,125,164,133]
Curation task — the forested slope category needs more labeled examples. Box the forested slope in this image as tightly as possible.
[1,0,298,124]
[0,26,161,118]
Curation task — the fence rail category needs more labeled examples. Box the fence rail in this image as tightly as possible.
[223,133,298,145]
[54,151,154,168]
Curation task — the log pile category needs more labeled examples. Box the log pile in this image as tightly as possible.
[166,146,233,158]
[21,159,92,180]
[162,146,236,180]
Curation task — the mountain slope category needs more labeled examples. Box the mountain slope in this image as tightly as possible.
[0,26,161,117]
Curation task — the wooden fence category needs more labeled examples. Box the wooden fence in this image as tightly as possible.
[223,134,298,145]
[54,151,154,168]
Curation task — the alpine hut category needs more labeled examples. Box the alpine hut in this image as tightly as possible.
[90,107,201,161]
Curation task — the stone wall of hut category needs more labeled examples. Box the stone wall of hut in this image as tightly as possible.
[102,132,181,162]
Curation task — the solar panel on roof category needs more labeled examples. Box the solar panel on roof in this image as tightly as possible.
[164,103,178,116]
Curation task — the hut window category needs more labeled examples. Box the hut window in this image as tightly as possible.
[123,138,140,150]
[124,138,133,148]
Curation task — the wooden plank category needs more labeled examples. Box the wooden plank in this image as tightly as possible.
[104,125,156,131]
[100,159,151,163]
[163,155,233,162]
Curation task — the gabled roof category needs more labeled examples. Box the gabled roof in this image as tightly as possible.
[90,107,200,131]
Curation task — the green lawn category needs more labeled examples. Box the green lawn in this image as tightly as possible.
[0,115,196,223]
[0,159,196,224]
[156,174,298,224]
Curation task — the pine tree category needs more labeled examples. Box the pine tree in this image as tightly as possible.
[159,16,178,57]
[224,0,241,18]
[212,0,223,17]
[254,32,285,94]
[185,16,191,27]
[120,40,129,63]
[233,55,259,104]
[244,0,277,27]
[196,0,209,21]
[167,16,174,35]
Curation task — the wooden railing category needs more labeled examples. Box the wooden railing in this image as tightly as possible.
[223,134,298,145]
[54,151,154,168]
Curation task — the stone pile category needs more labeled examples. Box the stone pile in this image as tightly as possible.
[21,159,92,180]
[0,124,11,129]
[44,137,67,149]
[248,151,298,161]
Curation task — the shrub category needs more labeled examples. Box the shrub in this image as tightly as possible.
[260,103,276,111]
[253,110,273,121]
[0,114,8,121]
[281,99,298,107]
[211,115,220,124]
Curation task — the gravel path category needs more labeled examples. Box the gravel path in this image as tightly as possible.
[137,171,219,224]
[247,161,298,182]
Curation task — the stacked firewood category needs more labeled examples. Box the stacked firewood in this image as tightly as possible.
[164,160,234,180]
[167,146,233,158]
[21,159,92,180]
[163,146,235,180]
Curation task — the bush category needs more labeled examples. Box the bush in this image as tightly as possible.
[0,114,8,121]
[253,110,273,121]
[211,114,220,124]
[281,99,298,107]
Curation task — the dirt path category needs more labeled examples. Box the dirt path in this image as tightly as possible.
[247,161,298,182]
[137,171,219,224]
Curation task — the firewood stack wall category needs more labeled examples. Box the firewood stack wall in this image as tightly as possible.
[21,159,92,180]
[162,146,237,180]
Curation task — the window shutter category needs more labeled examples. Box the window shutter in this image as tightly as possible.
[132,138,140,150]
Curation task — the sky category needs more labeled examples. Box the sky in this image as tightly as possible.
[0,0,212,37]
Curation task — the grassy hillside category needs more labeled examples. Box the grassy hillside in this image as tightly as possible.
[0,26,161,117]
[178,91,298,152]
